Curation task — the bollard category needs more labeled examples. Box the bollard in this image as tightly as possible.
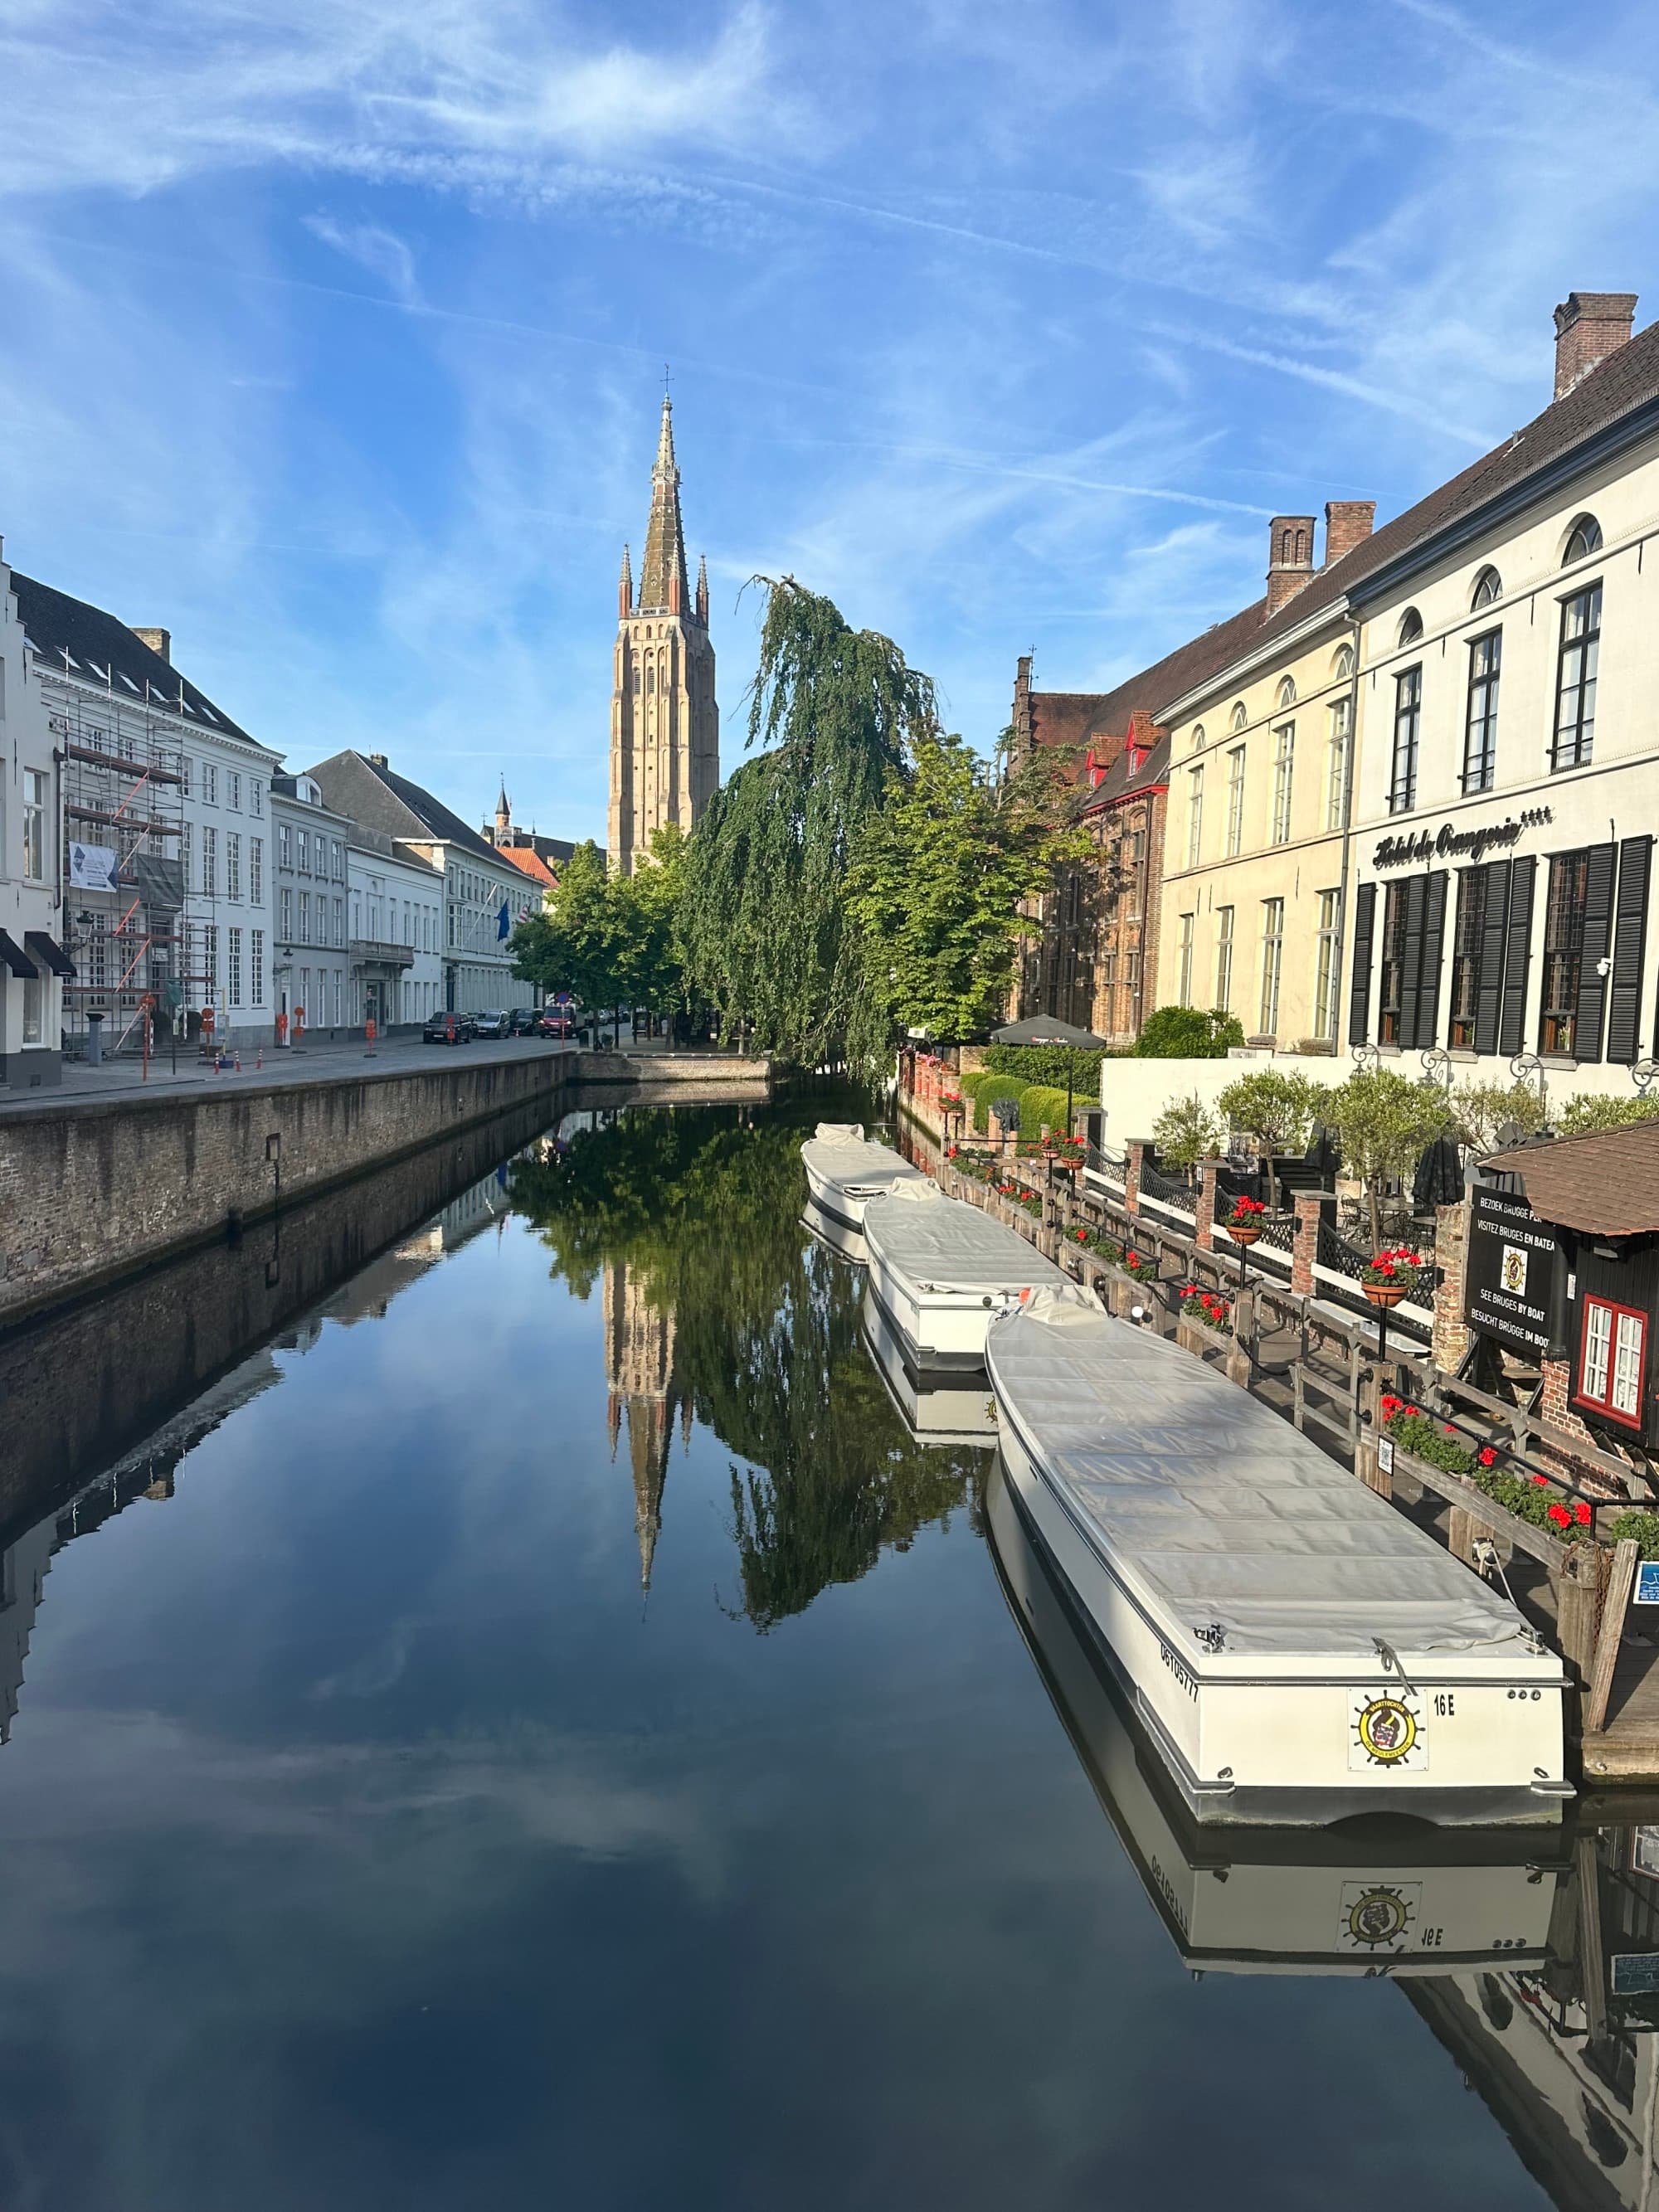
[233,1053,242,1074]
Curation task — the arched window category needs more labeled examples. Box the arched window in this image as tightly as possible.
[646,666,655,693]
[1191,723,1205,751]
[632,665,640,693]
[1471,566,1502,609]
[1332,644,1355,679]
[1398,607,1423,646]
[1275,676,1297,709]
[1230,702,1248,732]
[1564,513,1603,563]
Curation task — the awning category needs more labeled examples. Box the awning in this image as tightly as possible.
[0,931,37,980]
[24,931,76,980]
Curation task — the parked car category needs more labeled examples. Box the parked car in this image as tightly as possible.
[472,1009,511,1040]
[424,1011,468,1046]
[507,1008,538,1036]
[537,1009,574,1039]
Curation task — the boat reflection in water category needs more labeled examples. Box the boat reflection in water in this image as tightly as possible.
[861,1286,998,1451]
[802,1189,869,1267]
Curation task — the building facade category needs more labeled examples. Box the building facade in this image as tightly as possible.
[1080,719,1170,1046]
[348,829,444,1029]
[269,774,353,1042]
[608,396,718,875]
[0,548,71,1088]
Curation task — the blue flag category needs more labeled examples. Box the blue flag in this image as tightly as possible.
[497,898,510,940]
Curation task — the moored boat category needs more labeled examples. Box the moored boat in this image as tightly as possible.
[863,1180,1068,1373]
[799,1123,927,1232]
[861,1286,999,1446]
[986,1291,1571,1828]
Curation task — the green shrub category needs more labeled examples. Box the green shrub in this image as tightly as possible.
[1134,1007,1245,1059]
[980,1043,1105,1091]
[1016,1084,1074,1135]
[1154,1091,1223,1169]
[1554,1095,1659,1137]
[1611,1510,1659,1559]
[975,1079,1024,1133]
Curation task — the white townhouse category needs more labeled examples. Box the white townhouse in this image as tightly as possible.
[308,751,535,1015]
[10,571,280,1055]
[0,544,71,1090]
[347,828,445,1031]
[270,773,353,1043]
[1343,293,1659,1101]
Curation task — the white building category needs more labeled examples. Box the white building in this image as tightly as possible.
[348,828,444,1030]
[269,773,353,1043]
[0,543,71,1090]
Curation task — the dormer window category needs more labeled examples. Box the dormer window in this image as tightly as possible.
[1397,607,1423,647]
[1564,514,1603,563]
[1471,566,1502,609]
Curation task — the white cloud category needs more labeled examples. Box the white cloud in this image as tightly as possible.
[303,212,422,305]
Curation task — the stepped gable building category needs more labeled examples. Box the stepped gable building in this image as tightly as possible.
[609,396,719,876]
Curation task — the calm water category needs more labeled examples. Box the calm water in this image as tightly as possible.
[0,1091,1647,2208]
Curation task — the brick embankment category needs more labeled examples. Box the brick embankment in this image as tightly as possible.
[0,1051,576,1329]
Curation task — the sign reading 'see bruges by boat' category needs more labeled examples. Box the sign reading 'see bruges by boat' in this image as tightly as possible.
[1464,1185,1565,1359]
[1373,806,1553,871]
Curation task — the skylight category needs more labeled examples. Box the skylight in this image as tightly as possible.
[118,673,141,693]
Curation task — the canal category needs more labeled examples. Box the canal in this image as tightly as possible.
[0,1090,1650,2207]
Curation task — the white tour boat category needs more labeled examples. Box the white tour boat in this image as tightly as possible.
[862,1180,1068,1373]
[985,1465,1563,1972]
[861,1286,999,1447]
[799,1123,927,1233]
[986,1290,1572,1827]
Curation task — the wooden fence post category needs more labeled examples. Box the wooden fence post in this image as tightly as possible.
[1584,1537,1639,1734]
[1556,1541,1610,1688]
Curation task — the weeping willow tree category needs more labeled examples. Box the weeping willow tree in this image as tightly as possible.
[678,578,937,1073]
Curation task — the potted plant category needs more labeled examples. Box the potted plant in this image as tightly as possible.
[1224,1193,1266,1246]
[1179,1284,1233,1337]
[1361,1246,1425,1311]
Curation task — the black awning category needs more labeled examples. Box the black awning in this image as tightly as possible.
[24,931,76,980]
[0,931,37,980]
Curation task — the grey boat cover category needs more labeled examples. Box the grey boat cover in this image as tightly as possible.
[800,1127,927,1195]
[864,1185,1068,1297]
[987,1290,1536,1664]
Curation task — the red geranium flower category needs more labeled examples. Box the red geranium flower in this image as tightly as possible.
[1532,1473,1550,1486]
[1547,1505,1571,1528]
[1575,1501,1593,1526]
[1477,1447,1498,1468]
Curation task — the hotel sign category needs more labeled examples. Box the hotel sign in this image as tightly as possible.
[1464,1184,1565,1359]
[1374,806,1552,871]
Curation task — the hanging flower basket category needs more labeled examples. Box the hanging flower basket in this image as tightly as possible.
[1224,1194,1265,1247]
[1362,1247,1425,1305]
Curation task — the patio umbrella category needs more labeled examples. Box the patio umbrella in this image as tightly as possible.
[990,1015,1108,1132]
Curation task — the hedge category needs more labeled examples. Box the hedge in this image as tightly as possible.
[980,1043,1106,1091]
[1016,1084,1075,1135]
[975,1080,1025,1132]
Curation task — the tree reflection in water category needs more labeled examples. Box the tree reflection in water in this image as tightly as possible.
[508,1095,986,1629]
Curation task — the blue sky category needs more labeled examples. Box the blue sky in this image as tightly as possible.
[3,0,1657,846]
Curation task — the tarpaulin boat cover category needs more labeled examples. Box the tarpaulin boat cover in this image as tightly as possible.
[800,1130,928,1193]
[987,1291,1535,1663]
[864,1189,1068,1296]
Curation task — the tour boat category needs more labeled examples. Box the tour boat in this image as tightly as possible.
[861,1286,999,1447]
[985,1466,1564,1972]
[985,1290,1572,1828]
[862,1180,1068,1373]
[799,1123,928,1232]
[803,1192,871,1266]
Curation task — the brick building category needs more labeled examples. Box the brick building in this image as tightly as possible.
[1078,716,1170,1045]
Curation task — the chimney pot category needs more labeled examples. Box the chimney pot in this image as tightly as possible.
[1554,291,1637,400]
[1265,514,1316,618]
[130,625,171,664]
[368,751,389,769]
[1323,499,1376,568]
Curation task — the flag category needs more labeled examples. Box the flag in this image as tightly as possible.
[496,899,510,940]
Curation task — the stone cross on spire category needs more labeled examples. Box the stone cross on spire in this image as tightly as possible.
[636,394,689,615]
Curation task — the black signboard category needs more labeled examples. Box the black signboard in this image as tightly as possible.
[1465,1184,1565,1359]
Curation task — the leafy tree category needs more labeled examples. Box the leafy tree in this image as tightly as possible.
[620,824,692,1023]
[677,578,936,1074]
[1326,1067,1457,1247]
[1452,1077,1550,1153]
[1215,1068,1328,1211]
[510,839,627,1017]
[1554,1092,1659,1136]
[1153,1091,1223,1171]
[844,729,1086,1043]
[1134,1006,1245,1059]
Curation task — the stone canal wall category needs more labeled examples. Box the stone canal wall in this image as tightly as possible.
[0,1052,577,1327]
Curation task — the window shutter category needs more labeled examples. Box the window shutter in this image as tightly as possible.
[1399,873,1428,1048]
[1498,857,1536,1057]
[1417,870,1449,1049]
[1348,882,1376,1044]
[1473,858,1511,1056]
[1573,840,1618,1061]
[1607,835,1652,1064]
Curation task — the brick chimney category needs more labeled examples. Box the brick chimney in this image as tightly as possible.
[1265,515,1316,618]
[1323,499,1376,568]
[1554,292,1637,400]
[129,625,170,664]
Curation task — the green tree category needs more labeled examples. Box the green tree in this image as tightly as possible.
[1326,1067,1457,1247]
[844,729,1085,1042]
[1153,1091,1223,1171]
[620,823,692,1024]
[1452,1077,1550,1153]
[1215,1068,1327,1211]
[677,579,936,1074]
[510,839,627,1018]
[1554,1092,1659,1135]
[1134,1006,1245,1058]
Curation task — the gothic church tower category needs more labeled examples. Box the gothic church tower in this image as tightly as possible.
[608,396,719,875]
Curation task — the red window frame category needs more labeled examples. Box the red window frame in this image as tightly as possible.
[1574,1293,1649,1431]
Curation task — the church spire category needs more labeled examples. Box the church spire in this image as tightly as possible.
[618,542,633,619]
[695,552,709,628]
[636,394,689,615]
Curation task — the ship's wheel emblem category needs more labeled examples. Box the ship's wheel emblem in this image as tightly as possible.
[1355,1694,1418,1765]
[1340,1882,1418,1952]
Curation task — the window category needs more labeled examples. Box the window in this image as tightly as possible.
[1379,882,1407,1044]
[22,769,47,881]
[299,890,311,944]
[1215,907,1234,1011]
[1471,566,1502,609]
[1270,722,1295,844]
[251,930,265,1005]
[1397,607,1423,647]
[1577,1296,1646,1428]
[1389,666,1422,813]
[1185,765,1204,868]
[1314,890,1341,1042]
[228,927,243,1007]
[251,780,263,818]
[1332,644,1355,680]
[1462,630,1501,794]
[181,756,192,798]
[1325,697,1352,829]
[250,837,263,906]
[332,839,344,880]
[1178,914,1195,1007]
[632,665,640,693]
[353,894,362,939]
[278,822,292,868]
[226,832,241,902]
[202,762,217,805]
[201,825,217,897]
[1259,901,1284,1036]
[1225,746,1246,856]
[1540,849,1589,1053]
[227,771,241,811]
[1191,723,1205,751]
[1564,513,1603,564]
[1448,868,1492,1048]
[204,924,219,994]
[1553,583,1601,771]
[21,975,44,1045]
[333,897,344,947]
[297,829,309,874]
[1230,702,1248,733]
[280,887,293,940]
[1275,676,1296,709]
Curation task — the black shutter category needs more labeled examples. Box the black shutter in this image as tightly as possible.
[1399,873,1428,1048]
[1474,858,1511,1056]
[1573,840,1618,1062]
[1499,856,1536,1057]
[1349,881,1376,1044]
[1607,835,1652,1064]
[1417,870,1449,1049]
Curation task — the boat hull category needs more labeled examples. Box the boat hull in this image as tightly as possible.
[861,1287,998,1446]
[863,1243,1007,1373]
